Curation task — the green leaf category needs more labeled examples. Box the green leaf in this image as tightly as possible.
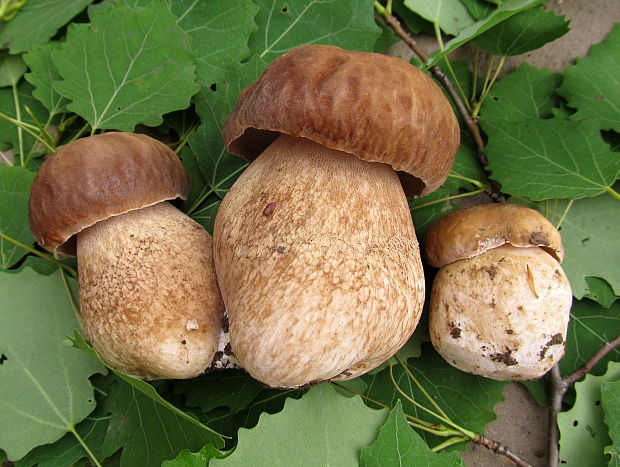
[169,0,258,87]
[410,188,460,237]
[249,0,381,61]
[585,277,618,309]
[0,165,35,269]
[558,24,620,132]
[210,383,387,466]
[558,361,620,466]
[162,445,228,467]
[53,2,199,131]
[361,344,507,449]
[174,370,264,415]
[0,80,50,155]
[0,51,27,87]
[23,42,68,115]
[360,400,464,466]
[534,194,620,299]
[485,119,620,200]
[460,0,494,21]
[71,332,223,445]
[187,58,264,203]
[0,269,104,461]
[473,7,569,56]
[0,0,93,54]
[427,0,545,66]
[403,0,474,35]
[602,380,620,465]
[562,300,620,377]
[480,63,562,122]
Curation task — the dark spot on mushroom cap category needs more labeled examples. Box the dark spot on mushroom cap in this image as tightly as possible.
[181,340,186,345]
[530,231,548,245]
[505,329,514,335]
[490,349,518,366]
[487,265,498,279]
[539,333,564,360]
[450,325,461,339]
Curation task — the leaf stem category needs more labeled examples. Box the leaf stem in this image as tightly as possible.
[448,172,488,190]
[0,149,13,165]
[0,232,77,277]
[431,436,469,452]
[605,186,620,201]
[60,265,82,328]
[174,122,199,154]
[0,112,56,153]
[12,82,24,166]
[395,355,449,420]
[68,425,102,467]
[553,199,573,230]
[410,188,485,211]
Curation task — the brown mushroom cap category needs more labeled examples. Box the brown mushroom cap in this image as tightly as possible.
[424,203,564,268]
[29,132,189,256]
[223,44,460,196]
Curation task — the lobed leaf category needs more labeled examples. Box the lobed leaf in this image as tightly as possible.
[561,300,620,377]
[0,269,104,461]
[0,51,27,87]
[360,400,464,466]
[210,383,387,466]
[427,0,545,66]
[0,165,35,269]
[403,0,474,36]
[533,194,620,300]
[584,277,618,309]
[23,42,68,116]
[602,380,620,466]
[361,344,507,450]
[249,0,381,61]
[558,361,620,466]
[0,0,93,54]
[162,445,229,467]
[558,24,620,132]
[53,2,199,131]
[473,6,569,56]
[480,63,562,122]
[484,119,619,200]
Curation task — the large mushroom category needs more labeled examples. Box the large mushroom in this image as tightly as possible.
[29,132,224,380]
[214,45,460,388]
[424,203,573,380]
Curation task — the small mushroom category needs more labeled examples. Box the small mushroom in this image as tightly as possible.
[214,45,460,388]
[29,132,224,380]
[424,204,573,380]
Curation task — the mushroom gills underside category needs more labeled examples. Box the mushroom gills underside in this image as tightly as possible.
[77,201,224,380]
[214,135,425,388]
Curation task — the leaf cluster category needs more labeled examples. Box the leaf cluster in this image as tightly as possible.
[0,0,618,465]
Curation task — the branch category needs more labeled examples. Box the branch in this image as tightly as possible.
[473,434,532,467]
[378,10,505,202]
[547,334,620,467]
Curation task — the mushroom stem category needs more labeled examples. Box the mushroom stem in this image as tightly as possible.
[77,201,224,380]
[214,135,425,388]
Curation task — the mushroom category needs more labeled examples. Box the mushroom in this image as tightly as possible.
[214,45,460,388]
[29,132,224,380]
[424,203,573,380]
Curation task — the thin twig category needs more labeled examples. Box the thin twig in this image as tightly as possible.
[378,10,506,202]
[474,434,532,467]
[547,334,620,466]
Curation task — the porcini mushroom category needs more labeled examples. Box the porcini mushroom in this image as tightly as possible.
[424,203,573,380]
[29,132,224,380]
[214,45,460,388]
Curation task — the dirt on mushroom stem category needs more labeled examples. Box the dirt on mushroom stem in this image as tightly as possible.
[213,134,426,388]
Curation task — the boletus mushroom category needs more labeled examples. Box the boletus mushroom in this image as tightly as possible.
[214,44,460,388]
[29,132,224,380]
[424,203,573,380]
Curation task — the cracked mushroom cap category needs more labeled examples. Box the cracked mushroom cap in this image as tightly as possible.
[223,44,460,196]
[424,203,565,268]
[29,132,189,256]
